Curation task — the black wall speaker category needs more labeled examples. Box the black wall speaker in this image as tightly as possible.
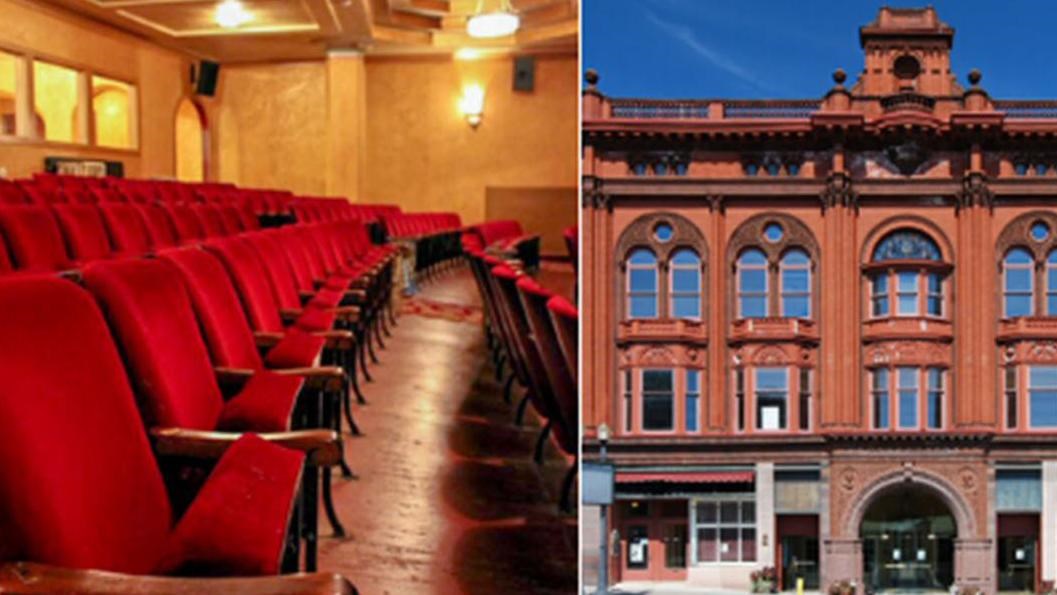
[513,56,535,92]
[194,61,220,97]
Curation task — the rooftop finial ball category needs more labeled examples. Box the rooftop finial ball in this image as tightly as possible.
[833,68,847,84]
[585,69,599,85]
[968,69,982,86]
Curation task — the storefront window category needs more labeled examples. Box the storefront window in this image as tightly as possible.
[693,496,756,563]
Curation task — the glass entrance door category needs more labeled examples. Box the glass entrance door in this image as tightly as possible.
[780,535,819,590]
[998,535,1036,592]
[860,488,955,592]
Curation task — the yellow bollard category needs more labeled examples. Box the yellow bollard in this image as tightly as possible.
[797,577,804,595]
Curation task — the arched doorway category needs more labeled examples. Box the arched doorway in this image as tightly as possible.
[175,98,206,182]
[860,486,956,592]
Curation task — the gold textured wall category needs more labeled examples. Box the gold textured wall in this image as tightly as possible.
[212,52,577,225]
[0,0,189,179]
[214,61,328,195]
[364,53,578,224]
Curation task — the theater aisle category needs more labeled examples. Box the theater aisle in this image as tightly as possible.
[318,265,578,595]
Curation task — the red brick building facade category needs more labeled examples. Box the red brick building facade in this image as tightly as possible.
[582,8,1057,593]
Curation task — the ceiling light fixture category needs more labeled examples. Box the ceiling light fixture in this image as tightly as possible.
[466,0,519,39]
[215,0,252,29]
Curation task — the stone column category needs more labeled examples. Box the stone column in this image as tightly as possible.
[822,538,862,592]
[756,462,775,567]
[1044,461,1057,582]
[954,538,994,592]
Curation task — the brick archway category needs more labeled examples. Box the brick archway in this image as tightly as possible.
[824,467,993,593]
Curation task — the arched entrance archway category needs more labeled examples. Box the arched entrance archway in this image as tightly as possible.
[860,486,955,591]
[175,98,206,182]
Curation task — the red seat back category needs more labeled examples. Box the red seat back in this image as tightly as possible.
[158,247,265,371]
[82,258,225,431]
[0,206,72,271]
[51,204,113,262]
[135,204,179,249]
[204,238,286,333]
[98,203,152,255]
[0,275,171,573]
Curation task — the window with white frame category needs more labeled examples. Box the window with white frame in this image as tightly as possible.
[780,249,811,318]
[868,229,946,319]
[737,249,768,318]
[871,366,945,431]
[670,249,701,319]
[627,249,658,319]
[1004,248,1034,318]
[693,496,756,564]
[755,368,787,431]
[1029,366,1057,428]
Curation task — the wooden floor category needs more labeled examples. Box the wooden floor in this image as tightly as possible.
[318,263,578,594]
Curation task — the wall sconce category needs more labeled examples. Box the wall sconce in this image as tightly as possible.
[458,84,485,129]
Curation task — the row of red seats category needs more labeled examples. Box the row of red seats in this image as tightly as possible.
[292,197,402,225]
[1,175,297,217]
[382,212,461,239]
[461,219,528,252]
[0,202,261,271]
[0,204,398,590]
[466,248,579,511]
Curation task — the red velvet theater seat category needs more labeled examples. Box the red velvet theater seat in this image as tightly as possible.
[135,203,180,249]
[82,258,305,433]
[0,275,328,581]
[50,204,116,262]
[0,205,74,272]
[547,295,579,382]
[99,203,154,255]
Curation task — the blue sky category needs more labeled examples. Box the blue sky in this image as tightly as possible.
[583,1,1057,99]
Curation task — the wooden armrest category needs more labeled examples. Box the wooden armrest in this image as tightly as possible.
[151,427,342,466]
[279,308,302,324]
[0,562,355,594]
[315,330,355,350]
[272,366,346,392]
[254,331,284,348]
[334,305,361,322]
[215,366,255,392]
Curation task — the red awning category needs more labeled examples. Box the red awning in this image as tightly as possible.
[616,471,754,484]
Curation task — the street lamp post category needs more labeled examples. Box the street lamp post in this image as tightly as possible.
[598,423,610,595]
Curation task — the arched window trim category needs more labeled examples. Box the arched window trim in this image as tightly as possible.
[727,213,819,322]
[615,212,708,320]
[996,212,1057,319]
[864,226,952,320]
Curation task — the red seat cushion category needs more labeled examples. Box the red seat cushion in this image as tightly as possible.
[157,434,303,576]
[293,306,336,332]
[263,329,325,368]
[218,372,303,432]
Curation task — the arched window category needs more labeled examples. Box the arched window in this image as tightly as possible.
[1047,250,1057,315]
[669,249,701,319]
[1003,248,1034,318]
[626,249,658,319]
[780,249,811,318]
[737,249,768,318]
[868,229,946,318]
